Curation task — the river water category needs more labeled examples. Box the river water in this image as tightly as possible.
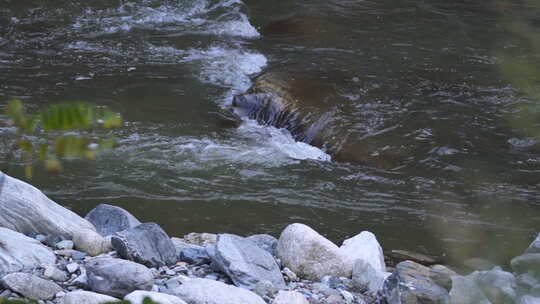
[0,0,539,266]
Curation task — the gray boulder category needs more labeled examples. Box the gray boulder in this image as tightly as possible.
[60,290,120,304]
[527,233,540,254]
[0,173,107,256]
[86,257,153,298]
[0,227,56,277]
[383,261,451,304]
[276,223,350,280]
[476,267,517,304]
[272,290,309,304]
[125,291,187,304]
[511,254,540,275]
[449,274,491,304]
[212,234,285,289]
[352,259,390,294]
[1,272,62,300]
[85,204,141,237]
[112,223,177,267]
[169,278,266,304]
[246,234,278,256]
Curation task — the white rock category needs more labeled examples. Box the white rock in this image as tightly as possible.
[124,291,187,304]
[0,173,97,247]
[73,228,110,256]
[60,290,120,304]
[340,231,385,272]
[272,290,309,304]
[0,227,56,277]
[66,263,79,273]
[276,223,351,280]
[171,278,266,304]
[352,259,390,294]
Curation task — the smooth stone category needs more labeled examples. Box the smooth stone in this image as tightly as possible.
[512,254,540,275]
[211,233,285,289]
[272,290,309,304]
[520,295,540,304]
[276,223,350,281]
[169,278,266,304]
[383,261,451,304]
[86,257,153,298]
[85,204,141,237]
[112,223,177,267]
[388,249,440,266]
[179,246,210,265]
[340,231,385,272]
[43,265,68,282]
[124,291,186,304]
[66,263,79,274]
[282,267,299,282]
[0,227,56,277]
[0,173,101,256]
[476,267,517,304]
[60,290,120,304]
[1,272,62,300]
[352,259,390,294]
[56,240,74,250]
[183,233,217,246]
[246,234,278,256]
[449,274,491,304]
[527,233,540,254]
[72,228,111,257]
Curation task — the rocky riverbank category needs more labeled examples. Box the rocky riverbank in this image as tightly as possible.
[0,171,538,304]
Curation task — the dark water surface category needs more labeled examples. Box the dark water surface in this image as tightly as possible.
[1,0,539,266]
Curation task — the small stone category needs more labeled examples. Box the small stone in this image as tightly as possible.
[43,265,69,282]
[66,263,79,274]
[253,280,278,298]
[56,240,74,250]
[55,291,66,298]
[340,290,354,303]
[179,246,210,265]
[184,233,217,246]
[282,267,299,282]
[60,290,120,304]
[72,228,110,256]
[326,294,344,304]
[43,235,65,248]
[272,290,309,304]
[1,272,62,300]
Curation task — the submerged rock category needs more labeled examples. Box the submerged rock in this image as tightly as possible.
[0,227,56,277]
[112,223,177,267]
[276,223,350,281]
[85,204,141,237]
[86,257,153,298]
[1,272,62,300]
[169,278,266,304]
[340,231,386,272]
[0,173,106,255]
[383,260,451,304]
[211,234,285,289]
[124,291,186,304]
[60,290,120,304]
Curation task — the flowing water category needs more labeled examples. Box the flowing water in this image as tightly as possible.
[1,0,539,266]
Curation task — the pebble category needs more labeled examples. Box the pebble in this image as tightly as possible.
[66,263,79,273]
[55,240,74,250]
[283,267,299,282]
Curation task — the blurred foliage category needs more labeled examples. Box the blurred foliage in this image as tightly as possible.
[3,99,122,178]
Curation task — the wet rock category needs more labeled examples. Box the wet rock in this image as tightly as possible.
[1,272,62,300]
[43,265,68,282]
[112,223,177,267]
[0,173,101,256]
[211,233,285,289]
[383,261,451,304]
[476,267,517,304]
[449,274,491,304]
[85,204,141,237]
[86,257,153,298]
[511,254,540,275]
[276,223,350,281]
[272,290,309,304]
[124,291,186,304]
[169,278,266,304]
[246,234,278,256]
[60,290,120,304]
[340,231,385,272]
[0,227,56,277]
[55,240,74,250]
[352,259,390,294]
[387,249,440,266]
[464,258,495,271]
[527,233,540,254]
[184,233,217,246]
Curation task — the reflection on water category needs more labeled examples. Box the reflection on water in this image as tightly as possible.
[0,0,539,266]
